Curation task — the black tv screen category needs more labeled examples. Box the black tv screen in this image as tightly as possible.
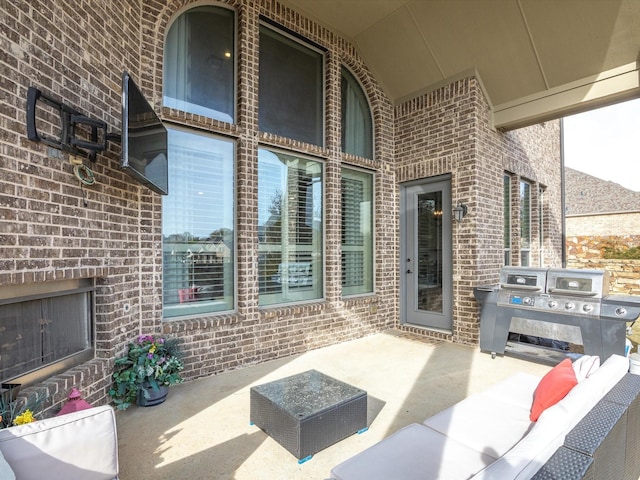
[121,71,168,195]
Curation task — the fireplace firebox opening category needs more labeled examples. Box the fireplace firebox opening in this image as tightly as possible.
[0,279,95,387]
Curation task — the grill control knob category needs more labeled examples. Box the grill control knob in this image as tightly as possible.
[565,302,575,311]
[582,304,593,313]
[548,300,558,308]
[523,296,534,306]
[616,307,628,317]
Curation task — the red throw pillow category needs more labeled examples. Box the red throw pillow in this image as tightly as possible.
[530,358,578,422]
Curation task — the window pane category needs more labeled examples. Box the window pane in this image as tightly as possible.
[164,6,235,122]
[342,168,373,295]
[341,67,373,158]
[520,180,531,266]
[539,187,544,266]
[258,149,323,306]
[163,128,235,317]
[259,25,323,146]
[503,174,511,265]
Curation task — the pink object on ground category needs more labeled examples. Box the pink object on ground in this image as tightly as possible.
[56,388,93,416]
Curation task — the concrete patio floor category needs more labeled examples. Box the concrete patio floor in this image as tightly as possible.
[115,330,552,480]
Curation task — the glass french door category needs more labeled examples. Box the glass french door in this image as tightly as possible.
[400,178,453,330]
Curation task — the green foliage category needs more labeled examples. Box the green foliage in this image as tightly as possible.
[0,385,48,429]
[602,246,640,260]
[109,335,184,410]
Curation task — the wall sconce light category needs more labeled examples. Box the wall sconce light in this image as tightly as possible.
[453,204,468,223]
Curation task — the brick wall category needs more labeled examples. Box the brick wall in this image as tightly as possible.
[0,0,561,415]
[1,0,398,413]
[567,213,640,236]
[1,0,147,415]
[394,81,563,345]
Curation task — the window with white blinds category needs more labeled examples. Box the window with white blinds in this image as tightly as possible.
[164,6,235,123]
[520,180,531,266]
[504,174,512,266]
[162,127,235,318]
[341,67,373,159]
[342,168,373,295]
[538,186,545,266]
[258,148,323,306]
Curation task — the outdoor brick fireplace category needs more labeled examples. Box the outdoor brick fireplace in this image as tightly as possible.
[0,279,94,387]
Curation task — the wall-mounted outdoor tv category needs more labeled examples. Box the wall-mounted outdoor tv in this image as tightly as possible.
[121,71,168,195]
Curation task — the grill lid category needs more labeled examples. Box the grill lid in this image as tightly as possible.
[546,268,609,298]
[499,267,547,292]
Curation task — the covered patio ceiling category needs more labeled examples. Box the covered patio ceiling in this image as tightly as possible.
[282,0,640,130]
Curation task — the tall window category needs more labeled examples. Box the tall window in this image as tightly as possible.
[259,24,324,146]
[341,67,373,158]
[538,186,545,266]
[520,180,531,266]
[503,174,511,265]
[258,149,323,306]
[164,6,235,122]
[342,168,374,295]
[162,128,235,318]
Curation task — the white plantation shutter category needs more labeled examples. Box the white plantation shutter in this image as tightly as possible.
[504,174,512,265]
[520,180,531,266]
[258,149,323,306]
[342,168,373,295]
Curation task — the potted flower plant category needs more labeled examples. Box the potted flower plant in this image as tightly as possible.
[109,335,184,410]
[0,384,47,428]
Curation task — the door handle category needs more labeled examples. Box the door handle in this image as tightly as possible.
[406,269,413,274]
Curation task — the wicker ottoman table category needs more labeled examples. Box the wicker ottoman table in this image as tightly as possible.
[250,369,368,462]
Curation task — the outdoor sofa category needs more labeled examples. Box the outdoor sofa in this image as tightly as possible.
[330,354,640,480]
[0,404,119,479]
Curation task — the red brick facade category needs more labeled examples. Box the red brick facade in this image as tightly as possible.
[0,0,561,414]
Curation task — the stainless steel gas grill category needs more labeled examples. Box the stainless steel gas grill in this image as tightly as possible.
[474,267,640,362]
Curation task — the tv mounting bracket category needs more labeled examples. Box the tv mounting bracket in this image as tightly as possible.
[26,86,120,162]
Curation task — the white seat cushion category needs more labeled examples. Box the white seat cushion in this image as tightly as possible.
[0,449,15,480]
[331,423,496,480]
[471,402,569,480]
[0,405,118,480]
[424,392,533,457]
[472,354,630,480]
[549,353,629,428]
[479,372,540,410]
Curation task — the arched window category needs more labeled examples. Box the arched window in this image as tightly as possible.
[164,6,235,122]
[341,67,373,159]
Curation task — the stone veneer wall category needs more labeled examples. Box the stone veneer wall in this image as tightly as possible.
[0,0,562,414]
[567,235,640,295]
